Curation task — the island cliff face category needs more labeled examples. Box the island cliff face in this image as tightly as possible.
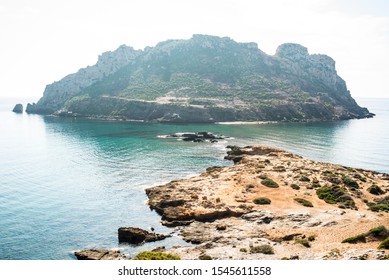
[26,35,373,122]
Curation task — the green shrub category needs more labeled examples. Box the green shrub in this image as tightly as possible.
[316,184,356,209]
[299,176,311,182]
[311,182,321,188]
[378,237,389,249]
[273,166,286,172]
[341,234,366,244]
[198,254,212,260]
[253,197,272,205]
[295,239,311,248]
[342,176,359,189]
[240,248,247,253]
[368,203,389,212]
[291,184,300,190]
[368,226,389,239]
[250,245,274,254]
[308,235,316,242]
[294,198,313,207]
[261,178,279,188]
[367,185,385,195]
[353,173,366,182]
[133,251,181,260]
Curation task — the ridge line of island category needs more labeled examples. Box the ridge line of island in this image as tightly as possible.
[18,35,375,123]
[75,145,389,260]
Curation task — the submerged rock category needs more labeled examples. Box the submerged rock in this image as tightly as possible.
[12,104,23,113]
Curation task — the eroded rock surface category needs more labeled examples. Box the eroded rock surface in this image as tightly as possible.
[145,145,389,260]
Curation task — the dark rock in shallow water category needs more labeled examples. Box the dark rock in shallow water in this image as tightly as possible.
[118,227,170,244]
[75,249,129,260]
[169,132,226,143]
[12,104,23,113]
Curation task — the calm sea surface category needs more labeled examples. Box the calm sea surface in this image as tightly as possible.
[0,98,388,259]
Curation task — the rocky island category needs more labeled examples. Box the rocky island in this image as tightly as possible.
[76,146,389,260]
[27,35,373,122]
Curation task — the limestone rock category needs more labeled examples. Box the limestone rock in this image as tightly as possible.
[241,211,274,224]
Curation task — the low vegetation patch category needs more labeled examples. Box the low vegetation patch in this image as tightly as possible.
[378,237,389,249]
[310,182,321,189]
[261,178,279,188]
[341,234,366,244]
[353,173,366,182]
[294,198,313,207]
[273,165,286,172]
[133,251,180,260]
[367,184,385,195]
[295,239,311,248]
[291,184,300,190]
[253,197,272,205]
[198,254,212,260]
[299,176,311,182]
[368,226,389,239]
[367,203,389,212]
[342,176,359,189]
[316,184,356,209]
[250,245,274,255]
[308,235,316,242]
[367,196,389,212]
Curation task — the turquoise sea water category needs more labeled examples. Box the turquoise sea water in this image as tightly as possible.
[0,98,388,259]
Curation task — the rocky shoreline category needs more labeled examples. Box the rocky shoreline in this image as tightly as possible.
[76,145,389,260]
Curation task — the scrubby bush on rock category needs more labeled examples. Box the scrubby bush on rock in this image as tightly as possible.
[253,197,272,205]
[133,251,180,260]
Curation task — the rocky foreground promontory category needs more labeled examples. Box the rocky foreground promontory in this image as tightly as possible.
[144,146,389,260]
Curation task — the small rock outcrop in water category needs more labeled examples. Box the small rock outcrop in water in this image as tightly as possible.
[74,249,129,260]
[12,104,23,113]
[118,227,170,244]
[163,132,227,143]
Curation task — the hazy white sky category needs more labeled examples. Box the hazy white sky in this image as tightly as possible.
[1,0,389,101]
